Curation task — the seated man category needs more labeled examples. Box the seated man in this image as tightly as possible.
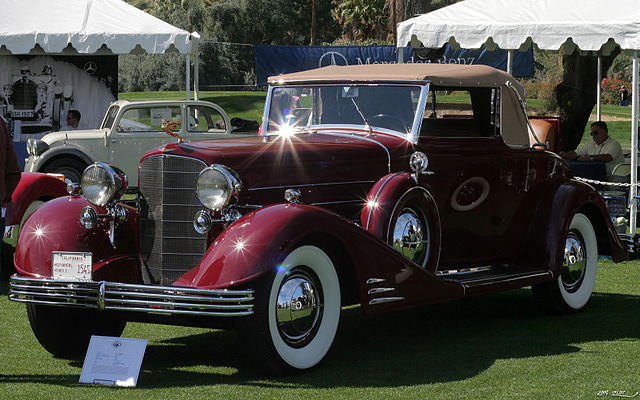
[559,121,624,176]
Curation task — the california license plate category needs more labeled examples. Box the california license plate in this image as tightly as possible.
[51,251,92,281]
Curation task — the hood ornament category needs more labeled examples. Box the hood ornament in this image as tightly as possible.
[161,120,184,143]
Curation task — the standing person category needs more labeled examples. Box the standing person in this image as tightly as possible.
[66,109,82,130]
[619,85,629,106]
[0,116,22,272]
[559,121,624,176]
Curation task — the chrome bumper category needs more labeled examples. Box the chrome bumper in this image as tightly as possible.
[9,275,254,317]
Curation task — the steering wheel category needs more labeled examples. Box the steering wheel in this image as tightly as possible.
[369,114,409,133]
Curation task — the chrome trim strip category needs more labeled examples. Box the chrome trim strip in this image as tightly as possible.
[310,199,364,207]
[369,296,405,305]
[436,266,493,276]
[321,131,391,173]
[367,287,395,295]
[248,180,375,191]
[365,172,402,231]
[461,271,552,288]
[366,278,386,284]
[9,276,254,317]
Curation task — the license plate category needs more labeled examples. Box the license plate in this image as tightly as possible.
[11,110,34,118]
[52,251,92,281]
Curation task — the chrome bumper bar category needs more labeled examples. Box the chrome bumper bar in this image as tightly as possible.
[9,275,254,317]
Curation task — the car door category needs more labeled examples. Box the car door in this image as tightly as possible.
[108,105,180,186]
[415,86,531,267]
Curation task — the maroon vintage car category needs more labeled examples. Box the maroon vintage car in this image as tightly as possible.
[9,64,626,374]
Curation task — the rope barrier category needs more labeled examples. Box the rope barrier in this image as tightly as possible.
[574,177,640,187]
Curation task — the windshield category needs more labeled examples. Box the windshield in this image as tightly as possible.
[264,84,424,137]
[101,105,119,129]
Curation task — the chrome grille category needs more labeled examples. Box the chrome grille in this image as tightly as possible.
[138,155,208,285]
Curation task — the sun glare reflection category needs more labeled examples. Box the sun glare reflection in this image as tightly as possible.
[366,199,379,209]
[33,225,45,238]
[234,239,245,252]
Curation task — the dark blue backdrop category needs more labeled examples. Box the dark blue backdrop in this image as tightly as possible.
[254,44,533,85]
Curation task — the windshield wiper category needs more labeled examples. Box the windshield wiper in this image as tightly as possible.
[349,97,372,135]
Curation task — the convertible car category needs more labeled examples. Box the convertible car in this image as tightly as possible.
[9,64,626,374]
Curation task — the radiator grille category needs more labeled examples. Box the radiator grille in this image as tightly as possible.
[138,155,208,285]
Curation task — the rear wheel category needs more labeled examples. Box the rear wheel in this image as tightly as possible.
[43,158,86,184]
[240,245,341,374]
[27,304,126,358]
[533,213,598,313]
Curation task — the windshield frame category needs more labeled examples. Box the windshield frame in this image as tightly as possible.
[262,82,430,143]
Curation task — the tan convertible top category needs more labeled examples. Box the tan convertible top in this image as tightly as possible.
[268,63,521,89]
[269,63,531,148]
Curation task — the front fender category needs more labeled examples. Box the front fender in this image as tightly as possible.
[30,145,93,172]
[4,172,68,226]
[521,180,627,275]
[14,196,140,282]
[175,203,463,314]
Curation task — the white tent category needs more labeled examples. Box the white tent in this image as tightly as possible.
[398,0,640,233]
[0,0,199,98]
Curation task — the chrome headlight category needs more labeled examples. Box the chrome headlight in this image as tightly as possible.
[81,162,128,207]
[26,139,49,157]
[196,165,242,211]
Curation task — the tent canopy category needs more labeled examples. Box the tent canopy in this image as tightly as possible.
[0,0,193,55]
[398,0,640,53]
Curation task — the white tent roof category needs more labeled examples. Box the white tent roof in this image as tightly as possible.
[398,0,640,52]
[0,0,193,55]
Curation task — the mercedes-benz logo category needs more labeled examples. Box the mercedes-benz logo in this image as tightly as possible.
[318,51,349,68]
[84,61,97,75]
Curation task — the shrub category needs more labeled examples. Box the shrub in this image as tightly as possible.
[601,78,631,105]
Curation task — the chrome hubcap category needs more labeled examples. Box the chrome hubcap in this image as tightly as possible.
[562,232,587,292]
[391,208,430,267]
[276,269,323,347]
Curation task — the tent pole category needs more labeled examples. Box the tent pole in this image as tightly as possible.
[194,50,199,101]
[506,50,513,75]
[398,47,405,63]
[631,50,638,234]
[597,55,602,121]
[186,54,191,101]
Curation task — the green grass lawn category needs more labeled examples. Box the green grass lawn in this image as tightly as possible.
[2,259,640,399]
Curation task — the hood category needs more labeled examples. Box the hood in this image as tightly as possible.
[148,130,407,190]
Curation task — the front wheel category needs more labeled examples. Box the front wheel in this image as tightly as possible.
[240,245,341,374]
[533,213,598,314]
[27,304,126,358]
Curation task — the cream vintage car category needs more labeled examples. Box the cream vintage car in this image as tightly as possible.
[23,100,254,185]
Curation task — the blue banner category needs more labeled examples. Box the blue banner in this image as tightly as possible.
[253,44,533,85]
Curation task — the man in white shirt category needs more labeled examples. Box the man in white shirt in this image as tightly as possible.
[560,121,624,176]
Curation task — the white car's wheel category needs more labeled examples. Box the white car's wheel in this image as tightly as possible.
[533,213,598,313]
[241,245,341,374]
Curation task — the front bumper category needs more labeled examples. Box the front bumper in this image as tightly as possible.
[9,275,254,317]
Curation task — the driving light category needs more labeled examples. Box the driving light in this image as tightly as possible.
[196,165,242,211]
[81,162,128,207]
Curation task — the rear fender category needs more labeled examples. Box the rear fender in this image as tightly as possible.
[14,196,140,281]
[175,203,462,314]
[521,180,627,274]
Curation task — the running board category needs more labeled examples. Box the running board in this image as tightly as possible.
[441,268,553,295]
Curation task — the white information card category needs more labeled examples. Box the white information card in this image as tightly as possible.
[79,336,147,387]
